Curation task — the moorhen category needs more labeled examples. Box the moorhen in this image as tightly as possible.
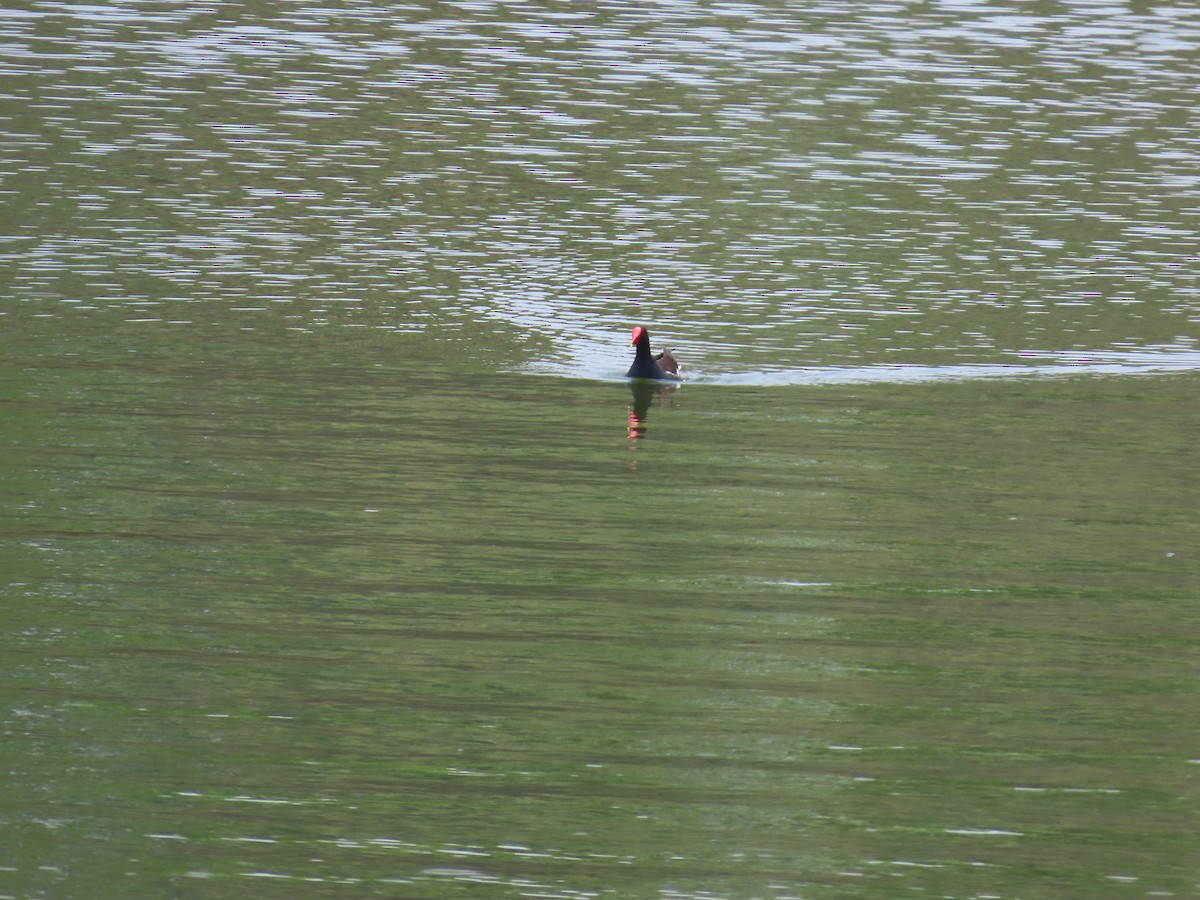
[626,326,682,381]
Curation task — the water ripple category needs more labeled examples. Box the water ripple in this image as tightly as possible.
[1,2,1198,379]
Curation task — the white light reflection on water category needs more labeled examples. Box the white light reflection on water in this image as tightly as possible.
[2,2,1199,368]
[523,333,1200,385]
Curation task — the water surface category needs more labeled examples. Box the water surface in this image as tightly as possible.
[3,2,1200,897]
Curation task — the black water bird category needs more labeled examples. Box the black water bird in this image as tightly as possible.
[626,326,682,381]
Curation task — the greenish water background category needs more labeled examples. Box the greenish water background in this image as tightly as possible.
[3,3,1200,897]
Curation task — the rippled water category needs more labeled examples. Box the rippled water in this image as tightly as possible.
[3,2,1200,898]
[3,2,1199,377]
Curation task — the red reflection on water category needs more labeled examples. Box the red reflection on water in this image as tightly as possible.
[628,408,646,441]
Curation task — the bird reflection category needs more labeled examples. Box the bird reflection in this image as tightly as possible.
[626,380,679,468]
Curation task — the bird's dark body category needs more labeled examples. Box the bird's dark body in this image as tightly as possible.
[626,327,682,381]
